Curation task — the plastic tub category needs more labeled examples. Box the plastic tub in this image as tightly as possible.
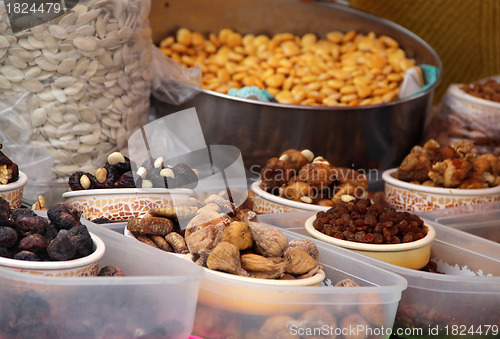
[259,212,500,338]
[417,201,500,244]
[191,227,407,339]
[0,215,204,339]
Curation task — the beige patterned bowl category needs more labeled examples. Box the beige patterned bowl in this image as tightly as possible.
[383,168,500,212]
[62,188,194,222]
[250,181,330,214]
[0,171,28,209]
[305,215,436,269]
[0,232,105,277]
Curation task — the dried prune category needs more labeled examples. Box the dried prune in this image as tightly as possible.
[19,234,48,253]
[114,171,136,188]
[14,215,49,235]
[11,290,50,329]
[68,171,88,190]
[47,204,81,230]
[0,226,17,247]
[0,144,19,184]
[94,164,120,189]
[44,224,58,242]
[14,250,40,261]
[0,246,12,258]
[173,163,198,189]
[91,217,112,224]
[47,230,76,261]
[109,154,132,175]
[0,197,10,225]
[67,225,93,258]
[10,208,37,222]
[98,265,124,276]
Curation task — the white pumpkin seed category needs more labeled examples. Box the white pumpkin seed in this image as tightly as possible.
[57,58,77,74]
[22,79,44,92]
[48,25,68,39]
[73,36,98,51]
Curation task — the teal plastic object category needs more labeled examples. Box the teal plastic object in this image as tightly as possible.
[228,86,277,102]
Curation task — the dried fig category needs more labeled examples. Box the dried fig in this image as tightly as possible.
[206,241,247,276]
[150,235,174,252]
[248,222,288,257]
[335,278,359,287]
[186,223,224,255]
[221,221,253,250]
[98,265,124,276]
[147,206,198,220]
[260,315,298,339]
[284,239,319,260]
[165,232,189,254]
[358,294,386,326]
[240,253,286,279]
[126,217,174,236]
[284,249,318,275]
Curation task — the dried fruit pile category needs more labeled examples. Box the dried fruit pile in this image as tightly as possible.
[68,151,199,190]
[0,199,93,261]
[127,194,322,280]
[395,139,500,188]
[260,148,368,206]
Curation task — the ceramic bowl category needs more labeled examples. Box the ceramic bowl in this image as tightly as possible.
[250,181,330,214]
[0,171,28,209]
[0,232,105,277]
[305,215,436,269]
[382,168,500,212]
[62,187,194,222]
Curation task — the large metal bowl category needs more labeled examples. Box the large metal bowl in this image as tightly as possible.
[149,0,442,179]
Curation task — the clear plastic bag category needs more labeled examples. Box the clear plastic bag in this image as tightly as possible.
[0,0,154,203]
[425,76,500,155]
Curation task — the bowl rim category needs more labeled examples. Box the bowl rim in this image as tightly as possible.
[250,181,330,212]
[305,215,436,252]
[184,253,326,286]
[0,232,105,270]
[62,187,194,198]
[382,168,500,195]
[0,171,28,191]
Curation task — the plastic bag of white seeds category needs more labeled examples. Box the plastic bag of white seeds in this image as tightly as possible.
[0,0,153,203]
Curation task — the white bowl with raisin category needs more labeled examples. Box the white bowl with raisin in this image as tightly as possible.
[0,171,28,209]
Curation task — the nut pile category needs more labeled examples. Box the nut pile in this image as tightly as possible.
[0,1,152,180]
[0,144,19,185]
[395,139,500,188]
[260,149,368,206]
[127,194,322,280]
[68,151,199,190]
[0,199,93,261]
[159,27,415,106]
[313,198,428,244]
[460,78,500,102]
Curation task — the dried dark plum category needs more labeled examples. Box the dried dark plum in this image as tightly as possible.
[14,215,49,235]
[44,224,58,242]
[10,208,37,222]
[0,246,12,258]
[148,169,167,188]
[0,197,10,225]
[173,163,198,189]
[114,171,136,188]
[110,155,132,175]
[14,250,40,261]
[0,145,19,184]
[94,164,120,189]
[47,204,81,230]
[67,225,93,258]
[0,226,17,247]
[11,290,50,329]
[68,171,87,191]
[90,217,111,224]
[47,230,76,261]
[98,265,124,276]
[19,234,48,253]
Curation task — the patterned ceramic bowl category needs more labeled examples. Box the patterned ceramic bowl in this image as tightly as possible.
[383,168,500,212]
[62,188,194,222]
[305,215,436,269]
[0,232,105,277]
[250,181,330,214]
[0,171,28,209]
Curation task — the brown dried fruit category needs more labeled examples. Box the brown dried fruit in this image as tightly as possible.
[185,211,228,241]
[126,217,174,236]
[165,232,189,254]
[358,294,386,326]
[335,278,360,287]
[284,249,318,275]
[186,223,224,255]
[114,171,136,188]
[340,313,369,339]
[295,307,337,339]
[150,235,174,252]
[98,265,124,276]
[47,204,81,230]
[0,226,17,247]
[221,221,253,250]
[47,230,76,261]
[204,194,234,213]
[248,222,288,257]
[260,315,299,339]
[19,234,48,253]
[15,215,49,235]
[284,238,319,260]
[148,206,199,220]
[259,157,292,192]
[240,253,286,279]
[206,241,248,276]
[282,182,314,202]
[136,235,159,248]
[299,163,335,189]
[280,149,308,171]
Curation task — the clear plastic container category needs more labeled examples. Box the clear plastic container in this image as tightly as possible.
[417,201,500,244]
[0,215,204,339]
[259,212,500,339]
[190,227,407,339]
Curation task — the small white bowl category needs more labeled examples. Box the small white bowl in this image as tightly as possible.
[305,215,436,269]
[382,168,500,212]
[0,171,28,209]
[63,187,194,222]
[250,181,330,214]
[0,232,105,277]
